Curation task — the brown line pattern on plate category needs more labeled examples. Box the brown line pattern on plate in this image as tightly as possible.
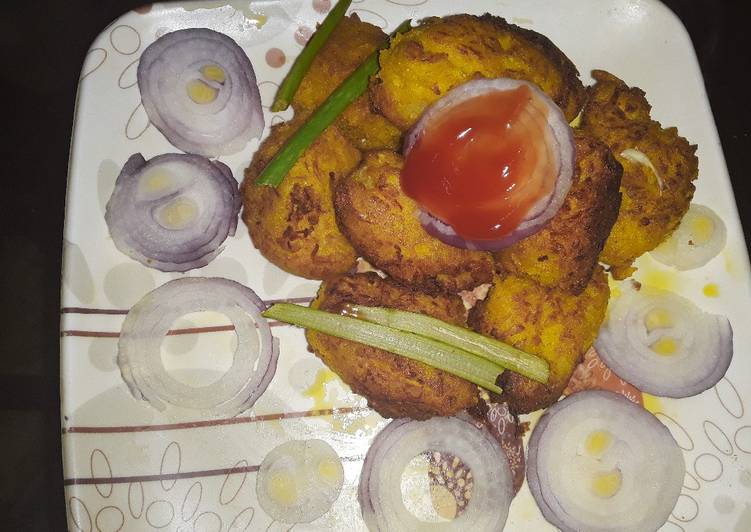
[64,456,363,486]
[66,464,261,486]
[80,48,108,81]
[90,448,114,498]
[95,505,125,532]
[62,405,370,434]
[62,307,129,315]
[68,496,92,531]
[125,101,150,140]
[228,507,255,531]
[671,493,699,523]
[702,419,733,456]
[181,481,202,521]
[195,511,222,531]
[127,481,144,518]
[62,330,121,338]
[117,57,140,89]
[60,296,314,315]
[220,459,249,505]
[109,24,141,56]
[160,441,181,491]
[693,452,723,482]
[62,321,289,338]
[714,377,745,419]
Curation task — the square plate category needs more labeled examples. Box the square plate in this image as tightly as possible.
[61,1,751,530]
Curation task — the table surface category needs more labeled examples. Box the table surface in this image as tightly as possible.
[1,0,749,529]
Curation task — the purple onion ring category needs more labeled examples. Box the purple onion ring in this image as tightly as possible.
[527,390,685,532]
[403,78,575,251]
[138,28,264,157]
[105,152,240,272]
[595,284,733,398]
[359,416,513,531]
[117,277,278,417]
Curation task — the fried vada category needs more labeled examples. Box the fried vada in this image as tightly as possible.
[371,14,586,130]
[292,14,401,150]
[580,70,698,278]
[241,119,360,279]
[306,273,479,419]
[494,131,622,294]
[469,266,610,414]
[334,150,494,293]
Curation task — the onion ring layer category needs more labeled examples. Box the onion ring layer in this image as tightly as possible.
[117,277,278,417]
[650,203,727,270]
[138,28,264,156]
[256,439,344,524]
[358,416,513,531]
[403,78,575,251]
[105,153,241,272]
[595,284,733,397]
[527,390,685,532]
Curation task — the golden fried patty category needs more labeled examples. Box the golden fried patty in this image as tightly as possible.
[292,14,401,150]
[370,13,586,130]
[334,150,494,293]
[306,273,478,419]
[494,131,622,294]
[241,119,361,280]
[469,266,609,414]
[580,70,698,278]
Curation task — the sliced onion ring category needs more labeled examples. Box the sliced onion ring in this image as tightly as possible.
[619,148,664,191]
[595,283,733,397]
[105,153,241,272]
[137,28,264,156]
[256,439,344,524]
[358,416,513,531]
[650,203,727,270]
[527,390,685,532]
[117,277,278,417]
[403,78,575,251]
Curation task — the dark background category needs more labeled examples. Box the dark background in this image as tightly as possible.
[1,0,749,529]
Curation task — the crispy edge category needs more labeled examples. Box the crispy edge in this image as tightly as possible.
[241,120,361,280]
[468,267,610,414]
[333,150,494,293]
[494,132,623,293]
[306,273,479,419]
[581,70,698,278]
[292,14,402,150]
[371,13,586,129]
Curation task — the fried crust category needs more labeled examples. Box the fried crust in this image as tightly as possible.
[334,150,494,293]
[370,13,586,130]
[241,119,361,280]
[306,273,478,419]
[292,14,401,150]
[494,131,622,293]
[580,70,698,278]
[468,266,609,414]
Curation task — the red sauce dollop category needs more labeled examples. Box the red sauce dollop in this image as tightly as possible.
[401,85,557,240]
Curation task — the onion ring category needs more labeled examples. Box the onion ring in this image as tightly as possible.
[527,390,685,532]
[256,439,344,524]
[595,283,733,397]
[650,203,727,270]
[117,277,278,417]
[137,28,264,156]
[105,153,240,272]
[358,416,513,531]
[403,78,575,251]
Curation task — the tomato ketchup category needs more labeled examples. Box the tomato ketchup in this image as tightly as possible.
[401,84,557,240]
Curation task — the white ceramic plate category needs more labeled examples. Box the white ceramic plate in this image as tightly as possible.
[61,1,751,530]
